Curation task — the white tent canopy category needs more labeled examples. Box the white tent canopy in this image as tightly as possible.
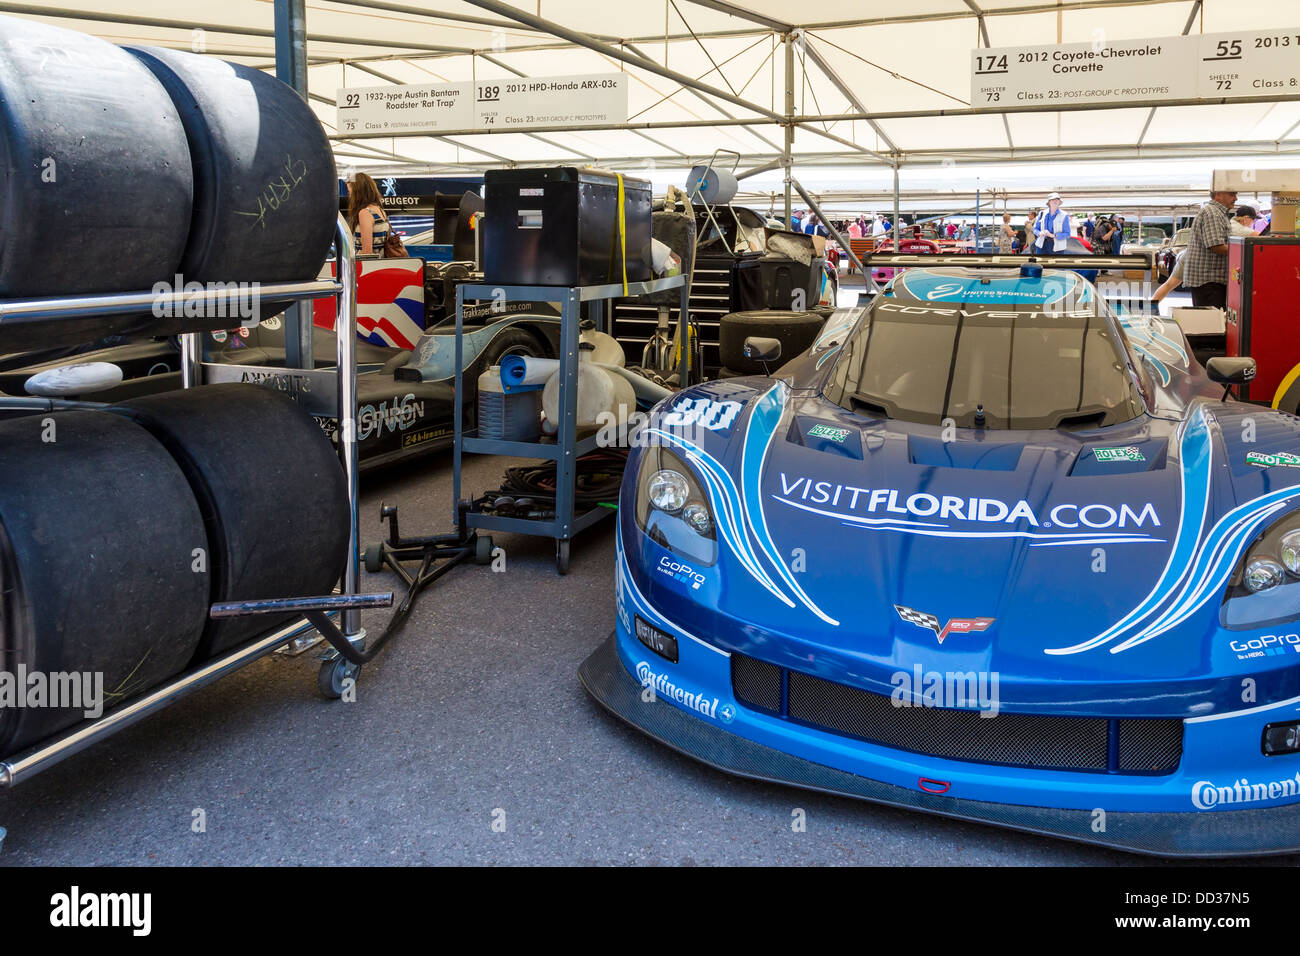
[6,0,1300,195]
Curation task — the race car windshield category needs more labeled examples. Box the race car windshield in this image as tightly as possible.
[823,296,1145,430]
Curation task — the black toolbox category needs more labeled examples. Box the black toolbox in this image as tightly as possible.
[483,167,652,287]
[734,253,819,311]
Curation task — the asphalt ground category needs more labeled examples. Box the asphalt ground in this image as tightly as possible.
[1,445,1295,867]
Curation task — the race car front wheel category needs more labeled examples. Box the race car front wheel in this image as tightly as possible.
[478,328,548,370]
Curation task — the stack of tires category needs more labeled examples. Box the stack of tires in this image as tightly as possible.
[0,17,350,759]
[0,384,351,759]
[0,15,338,351]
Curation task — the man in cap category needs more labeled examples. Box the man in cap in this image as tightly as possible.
[1183,186,1238,309]
[1231,205,1259,237]
[1032,192,1072,254]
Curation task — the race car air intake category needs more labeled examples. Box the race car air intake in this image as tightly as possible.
[731,653,1184,774]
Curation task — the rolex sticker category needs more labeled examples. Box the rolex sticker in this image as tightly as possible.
[808,424,851,443]
[1094,446,1145,463]
[1247,450,1300,468]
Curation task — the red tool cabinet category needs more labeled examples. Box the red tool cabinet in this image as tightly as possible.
[1225,236,1300,406]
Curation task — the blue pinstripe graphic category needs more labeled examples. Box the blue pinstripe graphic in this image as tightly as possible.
[1121,316,1189,369]
[1046,405,1212,655]
[815,344,841,369]
[741,383,839,626]
[1049,404,1300,655]
[1114,484,1300,650]
[1131,344,1171,386]
[645,427,794,608]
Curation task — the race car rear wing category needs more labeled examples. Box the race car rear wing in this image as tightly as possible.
[861,252,1156,273]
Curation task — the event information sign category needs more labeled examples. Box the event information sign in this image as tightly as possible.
[336,83,473,134]
[474,73,627,129]
[971,30,1300,107]
[337,73,627,135]
[970,36,1198,106]
[1197,30,1300,97]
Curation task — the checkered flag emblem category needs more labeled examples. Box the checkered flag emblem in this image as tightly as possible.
[894,604,940,636]
[895,604,995,644]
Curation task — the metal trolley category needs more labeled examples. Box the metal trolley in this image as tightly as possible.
[0,215,390,787]
[452,276,688,573]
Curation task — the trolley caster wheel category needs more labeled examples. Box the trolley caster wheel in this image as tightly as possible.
[362,543,383,573]
[318,656,360,699]
[474,534,494,566]
[555,538,570,575]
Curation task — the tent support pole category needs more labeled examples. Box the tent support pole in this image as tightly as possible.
[791,177,870,284]
[275,0,312,374]
[893,162,901,247]
[461,0,783,121]
[783,32,794,227]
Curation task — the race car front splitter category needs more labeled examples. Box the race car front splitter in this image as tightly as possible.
[580,634,1300,858]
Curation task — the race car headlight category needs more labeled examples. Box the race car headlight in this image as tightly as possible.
[1244,557,1285,593]
[1224,514,1300,627]
[1262,721,1300,756]
[1280,530,1300,575]
[682,501,712,534]
[634,447,717,566]
[648,470,689,513]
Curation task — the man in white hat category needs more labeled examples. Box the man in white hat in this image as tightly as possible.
[1032,192,1072,254]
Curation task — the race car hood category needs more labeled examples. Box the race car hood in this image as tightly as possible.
[624,377,1300,717]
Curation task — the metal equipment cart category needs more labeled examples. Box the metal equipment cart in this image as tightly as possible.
[452,275,688,574]
[0,214,386,786]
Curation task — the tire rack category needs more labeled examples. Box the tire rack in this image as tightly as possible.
[0,214,384,787]
[452,275,688,574]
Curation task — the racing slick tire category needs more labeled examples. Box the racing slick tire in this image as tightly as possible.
[477,327,547,371]
[0,411,209,757]
[110,384,351,663]
[1274,362,1300,416]
[0,16,193,348]
[719,310,826,375]
[126,46,337,287]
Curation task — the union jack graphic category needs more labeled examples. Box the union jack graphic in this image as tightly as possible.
[313,259,426,349]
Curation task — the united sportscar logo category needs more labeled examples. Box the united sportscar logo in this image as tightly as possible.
[895,605,995,644]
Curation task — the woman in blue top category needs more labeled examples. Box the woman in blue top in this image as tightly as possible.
[1032,192,1072,254]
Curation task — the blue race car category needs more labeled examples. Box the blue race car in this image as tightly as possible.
[581,263,1300,857]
